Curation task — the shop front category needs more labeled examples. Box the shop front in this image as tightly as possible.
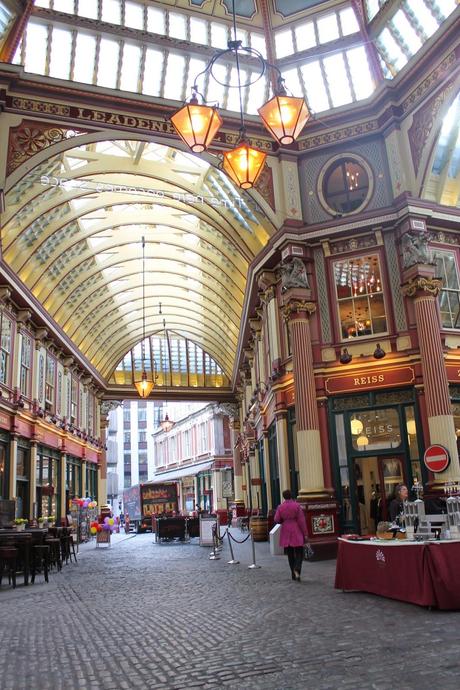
[36,446,61,520]
[0,430,9,500]
[16,438,30,518]
[66,455,82,513]
[329,388,424,535]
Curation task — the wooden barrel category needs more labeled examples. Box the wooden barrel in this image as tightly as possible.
[250,516,269,542]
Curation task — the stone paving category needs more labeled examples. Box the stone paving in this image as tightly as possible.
[0,530,459,690]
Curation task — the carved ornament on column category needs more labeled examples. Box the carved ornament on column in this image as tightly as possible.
[216,402,239,420]
[257,269,277,292]
[400,231,433,269]
[100,400,123,417]
[401,277,442,298]
[279,257,309,293]
[282,300,316,322]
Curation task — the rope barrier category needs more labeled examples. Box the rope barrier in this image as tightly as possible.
[208,524,261,568]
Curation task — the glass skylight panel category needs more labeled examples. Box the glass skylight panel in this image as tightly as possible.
[347,47,374,100]
[339,7,359,35]
[365,0,380,21]
[73,32,96,84]
[275,29,294,58]
[97,38,120,89]
[53,0,74,13]
[250,33,266,58]
[235,28,248,46]
[49,27,72,80]
[169,12,187,40]
[24,22,48,75]
[227,67,248,112]
[147,6,165,35]
[101,0,121,26]
[78,0,98,20]
[142,48,164,96]
[281,66,304,98]
[163,53,186,101]
[185,57,207,98]
[405,0,438,35]
[120,43,141,92]
[391,10,423,55]
[323,53,353,107]
[432,0,458,18]
[125,1,144,30]
[295,21,316,51]
[34,1,50,7]
[317,13,340,43]
[300,61,330,112]
[246,71,267,114]
[378,27,408,72]
[210,22,228,49]
[206,62,226,106]
[190,17,208,45]
[0,3,13,38]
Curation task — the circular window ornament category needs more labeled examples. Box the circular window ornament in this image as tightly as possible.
[318,154,373,216]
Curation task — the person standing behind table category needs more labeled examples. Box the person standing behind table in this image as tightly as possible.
[389,483,409,523]
[274,489,308,582]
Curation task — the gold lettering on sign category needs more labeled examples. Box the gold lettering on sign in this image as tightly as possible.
[353,374,385,386]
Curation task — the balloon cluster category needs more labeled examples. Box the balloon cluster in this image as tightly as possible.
[73,497,98,509]
[90,516,116,535]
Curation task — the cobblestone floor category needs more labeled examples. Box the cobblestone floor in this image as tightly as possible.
[0,531,459,690]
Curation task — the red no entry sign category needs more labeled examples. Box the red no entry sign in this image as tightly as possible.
[423,444,450,473]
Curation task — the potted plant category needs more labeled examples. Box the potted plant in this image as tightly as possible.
[47,515,56,526]
[38,517,45,528]
[13,518,27,531]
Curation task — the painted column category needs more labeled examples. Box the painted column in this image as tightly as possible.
[81,459,87,497]
[29,441,37,519]
[250,445,261,511]
[275,410,290,493]
[212,470,224,511]
[283,300,326,498]
[230,418,244,505]
[402,275,460,481]
[262,431,272,511]
[194,476,199,510]
[9,434,18,505]
[60,452,67,520]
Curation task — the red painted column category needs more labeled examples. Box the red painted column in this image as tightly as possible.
[402,275,460,482]
[283,300,325,498]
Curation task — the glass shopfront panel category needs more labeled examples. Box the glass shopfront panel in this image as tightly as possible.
[287,407,299,498]
[268,422,280,509]
[257,438,267,516]
[0,441,7,499]
[66,456,82,507]
[86,463,98,501]
[330,390,423,535]
[16,441,30,518]
[36,447,61,519]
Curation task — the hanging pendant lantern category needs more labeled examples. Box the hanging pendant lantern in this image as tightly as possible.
[223,142,267,189]
[171,92,223,153]
[258,93,310,145]
[134,370,155,398]
[159,413,176,433]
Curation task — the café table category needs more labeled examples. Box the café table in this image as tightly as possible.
[334,537,460,610]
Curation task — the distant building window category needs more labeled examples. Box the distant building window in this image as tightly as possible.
[319,156,372,216]
[0,312,12,385]
[434,250,460,329]
[45,355,56,411]
[20,334,32,397]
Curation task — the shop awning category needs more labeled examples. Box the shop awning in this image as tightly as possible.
[149,461,214,483]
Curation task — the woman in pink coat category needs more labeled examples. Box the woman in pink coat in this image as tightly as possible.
[274,489,307,581]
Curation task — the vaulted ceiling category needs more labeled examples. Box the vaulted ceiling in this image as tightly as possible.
[2,139,274,381]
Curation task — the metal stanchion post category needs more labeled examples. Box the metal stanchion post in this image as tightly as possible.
[227,532,240,565]
[248,530,261,569]
[209,525,220,560]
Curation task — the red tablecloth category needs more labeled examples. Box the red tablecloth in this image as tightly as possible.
[425,542,460,610]
[334,538,460,609]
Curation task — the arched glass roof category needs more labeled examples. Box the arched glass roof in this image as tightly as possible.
[423,92,460,208]
[2,138,273,380]
[12,1,457,118]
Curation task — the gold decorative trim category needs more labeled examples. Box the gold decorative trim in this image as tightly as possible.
[282,300,316,321]
[401,277,443,297]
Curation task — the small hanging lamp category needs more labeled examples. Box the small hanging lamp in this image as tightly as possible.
[171,89,223,153]
[159,319,176,432]
[223,138,267,190]
[133,236,155,398]
[258,78,310,146]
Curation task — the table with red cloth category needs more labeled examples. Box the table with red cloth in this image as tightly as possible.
[334,537,460,610]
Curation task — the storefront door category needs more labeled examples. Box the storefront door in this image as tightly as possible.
[351,455,406,534]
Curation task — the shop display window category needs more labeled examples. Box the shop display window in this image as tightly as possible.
[20,334,32,397]
[351,408,401,452]
[0,312,12,385]
[334,254,387,340]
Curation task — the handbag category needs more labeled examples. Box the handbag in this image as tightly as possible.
[304,542,314,561]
